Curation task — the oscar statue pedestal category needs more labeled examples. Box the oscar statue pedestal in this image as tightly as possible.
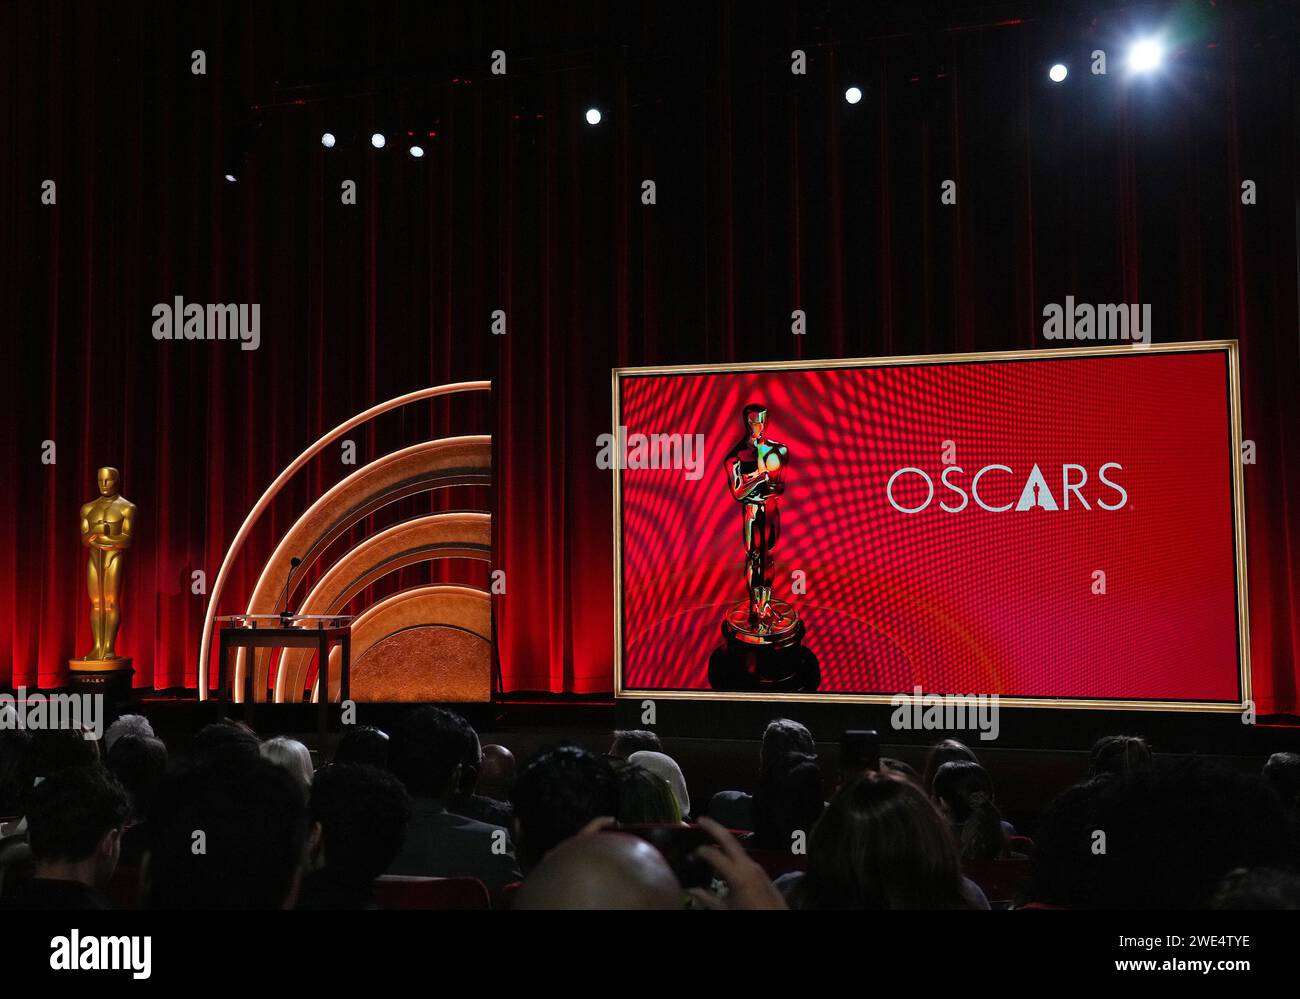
[67,658,134,704]
[708,600,820,693]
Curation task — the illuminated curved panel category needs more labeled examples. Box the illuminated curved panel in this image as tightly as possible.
[348,627,490,703]
[273,512,490,702]
[234,436,490,702]
[199,381,490,700]
[308,585,491,703]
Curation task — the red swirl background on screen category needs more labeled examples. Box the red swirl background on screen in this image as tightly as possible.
[616,349,1243,703]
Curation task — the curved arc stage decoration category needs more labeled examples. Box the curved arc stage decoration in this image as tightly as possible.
[272,511,491,701]
[197,381,492,703]
[313,584,492,703]
[238,437,489,701]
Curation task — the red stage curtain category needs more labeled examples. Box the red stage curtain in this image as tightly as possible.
[2,2,1298,711]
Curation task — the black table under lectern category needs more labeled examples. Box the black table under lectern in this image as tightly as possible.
[216,615,352,743]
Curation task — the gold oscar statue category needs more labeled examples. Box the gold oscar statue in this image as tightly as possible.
[709,404,819,692]
[69,467,136,689]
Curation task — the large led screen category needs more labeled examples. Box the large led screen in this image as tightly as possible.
[612,343,1249,710]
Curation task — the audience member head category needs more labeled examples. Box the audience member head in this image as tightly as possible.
[192,719,261,767]
[1262,752,1300,817]
[0,729,33,816]
[921,738,978,791]
[1026,779,1109,908]
[511,745,619,872]
[25,764,129,890]
[1088,734,1152,780]
[932,760,1005,862]
[261,736,314,793]
[514,831,682,909]
[627,750,690,818]
[759,718,816,776]
[880,757,921,784]
[609,729,662,759]
[453,729,484,797]
[146,757,308,909]
[1087,759,1293,908]
[752,751,824,851]
[107,734,168,822]
[389,707,475,799]
[308,763,411,883]
[1210,867,1300,910]
[105,713,155,755]
[478,744,516,801]
[28,729,99,783]
[794,771,973,910]
[615,761,682,824]
[332,726,390,769]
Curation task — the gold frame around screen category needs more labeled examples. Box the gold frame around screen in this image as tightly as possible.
[610,340,1251,714]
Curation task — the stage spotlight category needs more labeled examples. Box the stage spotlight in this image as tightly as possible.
[409,144,424,158]
[370,132,386,149]
[224,173,237,183]
[844,86,863,105]
[1049,63,1068,83]
[1127,37,1165,74]
[321,132,336,148]
[585,107,602,125]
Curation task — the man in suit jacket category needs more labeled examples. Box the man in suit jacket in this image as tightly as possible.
[387,708,521,899]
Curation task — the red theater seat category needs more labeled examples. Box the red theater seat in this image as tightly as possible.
[373,875,491,910]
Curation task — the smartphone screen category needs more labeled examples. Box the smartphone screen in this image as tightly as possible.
[840,729,880,774]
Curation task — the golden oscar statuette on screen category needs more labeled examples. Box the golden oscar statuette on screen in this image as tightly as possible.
[708,404,819,692]
[68,466,136,699]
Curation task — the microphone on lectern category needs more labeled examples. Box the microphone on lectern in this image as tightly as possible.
[278,557,303,626]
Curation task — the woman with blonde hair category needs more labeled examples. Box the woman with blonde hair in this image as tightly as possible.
[260,736,315,793]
